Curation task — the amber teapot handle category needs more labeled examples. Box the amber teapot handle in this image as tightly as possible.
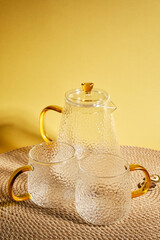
[39,105,63,142]
[129,164,151,198]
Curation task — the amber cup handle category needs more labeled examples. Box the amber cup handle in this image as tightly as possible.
[8,165,33,201]
[129,164,151,198]
[39,105,63,142]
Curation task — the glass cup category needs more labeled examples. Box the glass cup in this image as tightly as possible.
[75,153,151,225]
[8,141,76,208]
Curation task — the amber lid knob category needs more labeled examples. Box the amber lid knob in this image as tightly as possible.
[81,82,94,93]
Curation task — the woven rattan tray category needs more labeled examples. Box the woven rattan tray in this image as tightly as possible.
[0,146,160,240]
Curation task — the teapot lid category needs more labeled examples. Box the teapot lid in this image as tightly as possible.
[65,83,110,107]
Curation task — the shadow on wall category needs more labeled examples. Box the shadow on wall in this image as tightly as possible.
[0,123,42,153]
[0,106,60,153]
[0,110,45,153]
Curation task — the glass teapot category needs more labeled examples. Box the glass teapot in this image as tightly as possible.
[39,83,120,157]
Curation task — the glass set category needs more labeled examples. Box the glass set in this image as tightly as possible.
[8,83,151,225]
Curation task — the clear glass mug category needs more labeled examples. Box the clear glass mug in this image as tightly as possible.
[75,154,151,225]
[8,141,77,208]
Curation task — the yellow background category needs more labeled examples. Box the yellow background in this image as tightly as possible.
[0,0,160,153]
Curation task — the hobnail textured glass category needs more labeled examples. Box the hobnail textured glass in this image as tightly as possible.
[57,103,120,158]
[75,154,131,225]
[28,141,76,208]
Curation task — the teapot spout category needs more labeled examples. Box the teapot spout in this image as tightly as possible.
[108,100,117,113]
